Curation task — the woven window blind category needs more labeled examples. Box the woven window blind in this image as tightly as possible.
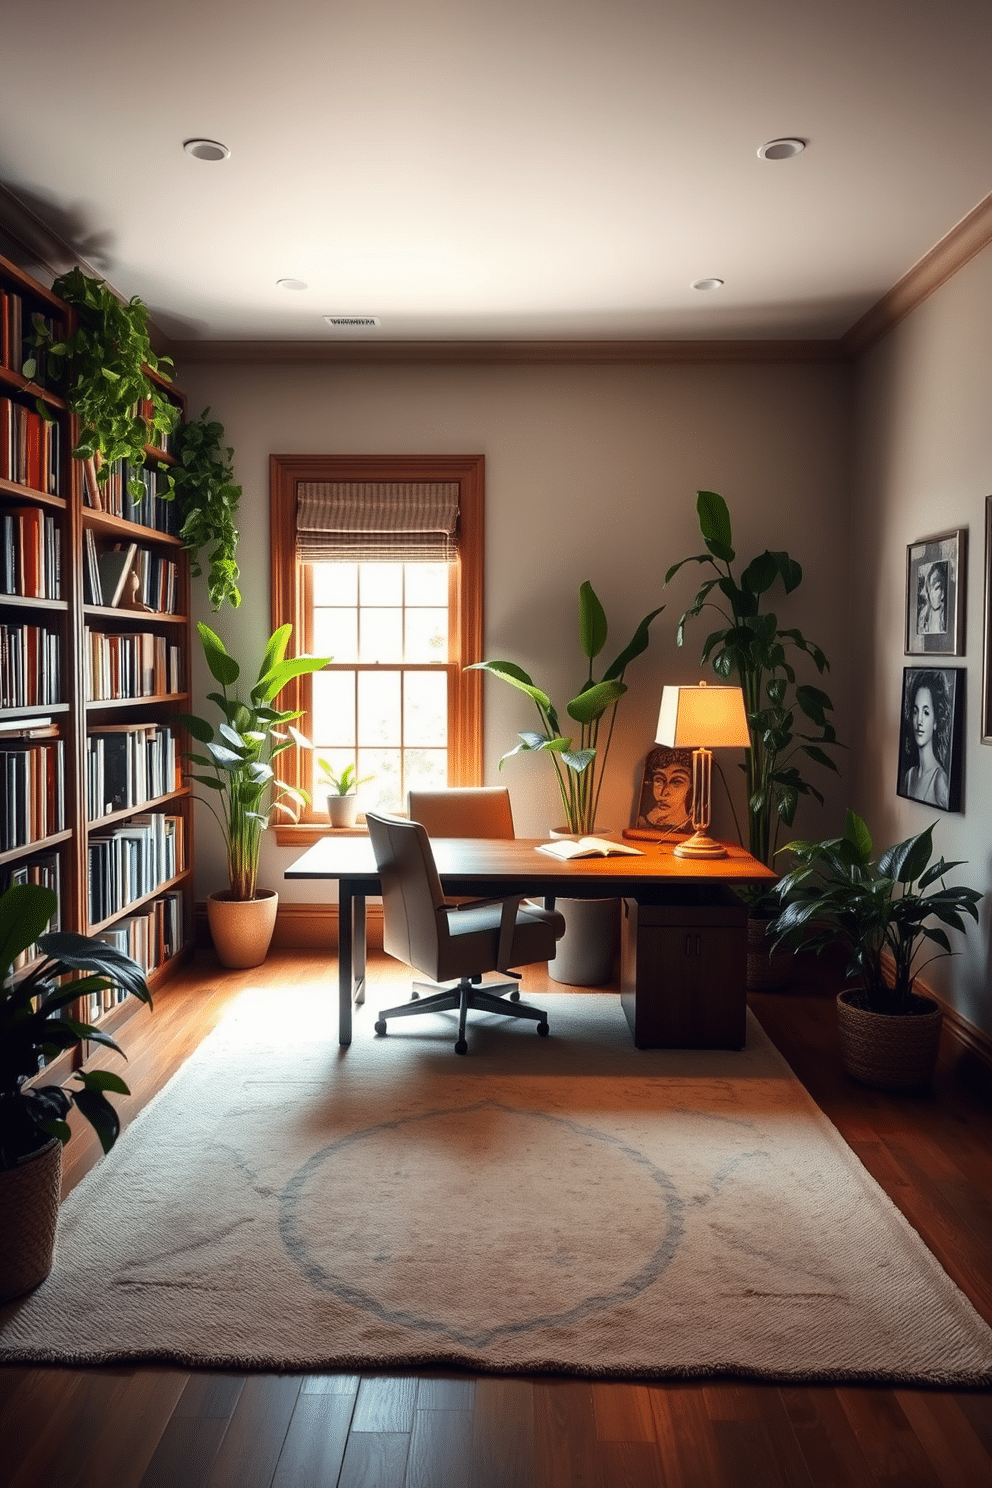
[296,482,460,562]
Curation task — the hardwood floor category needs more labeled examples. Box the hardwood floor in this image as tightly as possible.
[2,947,991,1488]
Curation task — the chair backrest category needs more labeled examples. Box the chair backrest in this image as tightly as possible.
[365,811,448,977]
[407,787,515,839]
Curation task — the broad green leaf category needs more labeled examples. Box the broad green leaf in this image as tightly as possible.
[197,623,240,686]
[578,581,608,661]
[566,678,626,724]
[696,490,734,560]
[843,809,873,863]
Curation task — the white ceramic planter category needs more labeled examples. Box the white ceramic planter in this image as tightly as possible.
[546,827,620,986]
[327,795,359,829]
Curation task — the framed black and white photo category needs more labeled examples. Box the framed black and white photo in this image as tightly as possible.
[896,666,964,811]
[905,528,966,655]
[982,496,992,744]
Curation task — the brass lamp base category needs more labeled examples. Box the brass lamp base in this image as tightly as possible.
[673,831,728,860]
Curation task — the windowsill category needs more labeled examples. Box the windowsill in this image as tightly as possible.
[274,822,369,847]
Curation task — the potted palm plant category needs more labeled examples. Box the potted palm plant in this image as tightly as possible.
[666,490,842,987]
[0,881,151,1302]
[469,581,663,984]
[768,809,982,1090]
[176,623,330,967]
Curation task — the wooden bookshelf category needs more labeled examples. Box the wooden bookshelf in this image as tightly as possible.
[0,248,194,1061]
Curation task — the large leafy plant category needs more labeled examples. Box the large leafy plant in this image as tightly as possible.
[176,624,330,901]
[24,267,179,497]
[0,882,151,1171]
[469,583,663,834]
[666,490,840,866]
[768,810,982,1016]
[171,409,243,611]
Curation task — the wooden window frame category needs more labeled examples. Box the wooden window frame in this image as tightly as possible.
[269,454,484,842]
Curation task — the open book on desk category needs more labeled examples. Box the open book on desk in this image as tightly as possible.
[536,836,642,860]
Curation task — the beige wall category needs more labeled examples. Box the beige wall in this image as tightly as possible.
[851,243,992,1035]
[176,356,853,907]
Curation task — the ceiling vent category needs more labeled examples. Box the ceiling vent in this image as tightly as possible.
[324,316,381,328]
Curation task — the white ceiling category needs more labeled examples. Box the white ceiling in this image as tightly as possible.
[1,0,990,344]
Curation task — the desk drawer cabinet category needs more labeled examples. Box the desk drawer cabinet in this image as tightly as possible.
[620,892,747,1049]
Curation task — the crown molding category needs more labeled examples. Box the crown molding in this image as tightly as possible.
[842,190,992,358]
[167,337,845,367]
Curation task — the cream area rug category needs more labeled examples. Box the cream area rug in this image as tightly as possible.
[2,982,991,1384]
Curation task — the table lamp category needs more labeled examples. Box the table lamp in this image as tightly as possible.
[655,682,750,859]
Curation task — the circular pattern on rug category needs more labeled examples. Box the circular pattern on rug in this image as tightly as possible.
[279,1099,685,1348]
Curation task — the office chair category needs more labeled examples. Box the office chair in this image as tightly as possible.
[407,786,516,840]
[365,810,564,1055]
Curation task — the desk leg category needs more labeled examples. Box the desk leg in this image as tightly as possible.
[337,884,368,1046]
[353,894,366,1006]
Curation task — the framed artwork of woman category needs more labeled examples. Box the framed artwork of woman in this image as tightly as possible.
[630,746,694,836]
[896,667,964,811]
[906,529,966,656]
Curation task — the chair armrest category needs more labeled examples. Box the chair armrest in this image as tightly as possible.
[440,895,524,973]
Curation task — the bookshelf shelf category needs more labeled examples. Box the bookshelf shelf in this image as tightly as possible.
[86,691,189,714]
[1,247,194,1068]
[89,785,191,831]
[87,866,192,937]
[0,593,69,612]
[0,828,73,869]
[84,510,186,546]
[0,477,68,508]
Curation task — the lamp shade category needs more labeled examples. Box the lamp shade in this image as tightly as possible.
[656,683,750,749]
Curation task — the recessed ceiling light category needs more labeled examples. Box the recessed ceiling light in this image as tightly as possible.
[692,278,724,292]
[183,138,230,162]
[324,315,382,328]
[277,278,308,291]
[757,138,806,161]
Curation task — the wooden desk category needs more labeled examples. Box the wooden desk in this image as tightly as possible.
[285,835,774,1045]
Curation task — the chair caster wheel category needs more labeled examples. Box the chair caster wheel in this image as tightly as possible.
[509,989,520,1001]
[375,1020,387,1035]
[454,1038,468,1055]
[537,1021,550,1037]
[410,991,420,1000]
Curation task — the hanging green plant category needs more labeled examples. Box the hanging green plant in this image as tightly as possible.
[22,267,179,496]
[171,409,243,611]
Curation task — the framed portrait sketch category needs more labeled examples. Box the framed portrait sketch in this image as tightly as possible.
[905,528,966,656]
[983,496,992,744]
[896,666,964,812]
[630,746,694,836]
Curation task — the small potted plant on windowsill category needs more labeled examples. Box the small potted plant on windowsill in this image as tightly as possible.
[767,809,982,1091]
[0,881,152,1302]
[318,761,374,829]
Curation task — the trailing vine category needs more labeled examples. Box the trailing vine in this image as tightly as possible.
[171,410,242,611]
[23,268,179,496]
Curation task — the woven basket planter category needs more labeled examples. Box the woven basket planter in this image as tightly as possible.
[0,1138,63,1303]
[836,988,943,1092]
[746,914,792,992]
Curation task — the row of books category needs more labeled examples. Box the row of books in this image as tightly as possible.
[0,850,60,973]
[87,724,179,822]
[0,728,65,851]
[1,291,62,384]
[82,457,180,534]
[88,892,184,1015]
[0,621,62,708]
[87,810,184,926]
[0,397,62,495]
[0,505,61,599]
[84,628,184,701]
[82,534,179,613]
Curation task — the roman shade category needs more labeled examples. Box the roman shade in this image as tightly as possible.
[296,482,460,562]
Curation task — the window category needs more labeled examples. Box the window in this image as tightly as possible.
[270,455,484,835]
